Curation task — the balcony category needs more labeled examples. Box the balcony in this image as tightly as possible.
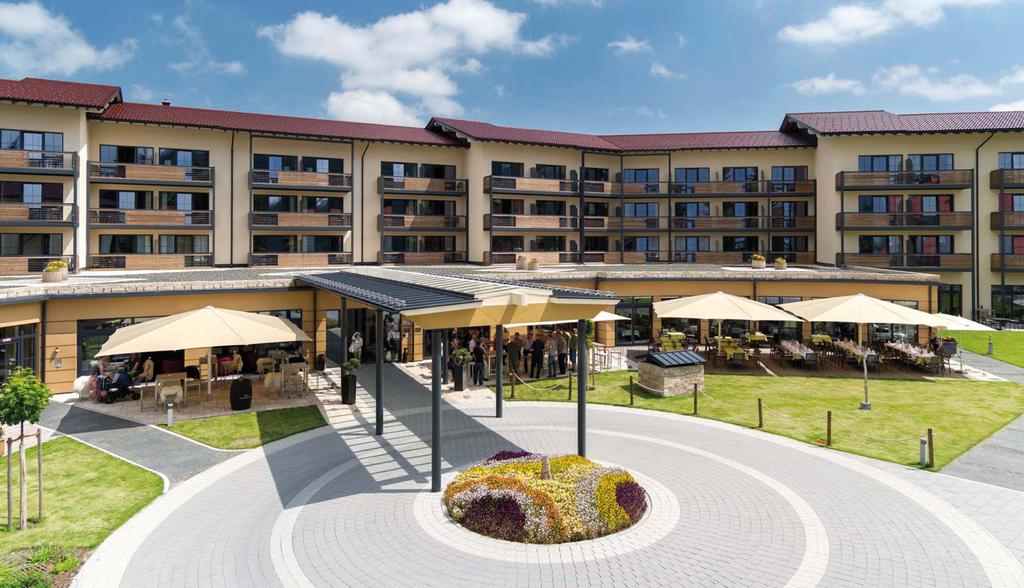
[89,208,212,228]
[991,212,1024,230]
[837,253,972,271]
[992,253,1024,271]
[378,176,467,195]
[378,251,467,265]
[836,170,973,191]
[668,216,815,231]
[0,150,75,176]
[88,162,213,186]
[0,204,75,226]
[0,255,75,275]
[990,169,1024,189]
[484,176,577,196]
[576,250,816,264]
[484,251,580,265]
[836,212,973,230]
[582,181,673,197]
[380,214,466,230]
[250,211,352,230]
[484,214,578,230]
[250,170,351,192]
[248,252,352,267]
[89,253,212,270]
[668,180,815,197]
[583,216,669,231]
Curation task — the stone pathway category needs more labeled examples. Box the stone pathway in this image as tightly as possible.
[73,364,1024,588]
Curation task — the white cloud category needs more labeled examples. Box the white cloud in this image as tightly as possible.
[790,73,866,95]
[676,34,687,47]
[650,62,685,79]
[999,66,1024,87]
[778,0,1005,46]
[493,84,505,98]
[990,99,1024,111]
[128,84,155,101]
[260,0,567,125]
[167,16,244,75]
[873,64,999,101]
[531,0,602,5]
[619,105,666,119]
[0,1,136,76]
[607,35,651,54]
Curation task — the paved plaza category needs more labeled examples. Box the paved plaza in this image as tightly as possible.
[70,364,1024,588]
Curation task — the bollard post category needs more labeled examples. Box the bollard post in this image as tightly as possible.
[826,411,832,446]
[927,428,935,468]
[629,375,635,406]
[5,439,10,530]
[693,383,698,415]
[567,371,573,401]
[510,373,515,399]
[167,402,174,428]
[757,398,763,428]
[36,429,42,522]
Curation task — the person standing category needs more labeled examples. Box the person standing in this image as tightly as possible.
[349,331,364,362]
[507,332,523,379]
[530,333,546,379]
[472,339,486,386]
[545,333,558,378]
[568,329,578,369]
[555,330,568,375]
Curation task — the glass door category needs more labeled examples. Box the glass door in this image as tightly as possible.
[614,297,653,345]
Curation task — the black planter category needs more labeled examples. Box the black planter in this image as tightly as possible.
[341,374,357,404]
[452,365,466,391]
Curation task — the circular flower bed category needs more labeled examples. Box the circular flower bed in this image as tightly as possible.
[442,452,648,544]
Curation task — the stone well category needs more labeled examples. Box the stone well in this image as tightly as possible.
[638,350,705,397]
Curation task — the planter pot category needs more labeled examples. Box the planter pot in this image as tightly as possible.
[751,259,766,269]
[527,259,540,270]
[452,364,467,391]
[515,256,528,270]
[41,271,66,283]
[774,261,787,271]
[341,374,357,404]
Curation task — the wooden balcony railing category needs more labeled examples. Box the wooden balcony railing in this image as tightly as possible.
[89,208,212,227]
[484,214,578,230]
[380,214,466,230]
[582,181,674,196]
[836,170,973,190]
[249,170,351,191]
[991,211,1024,230]
[484,176,578,195]
[583,216,670,230]
[378,176,467,195]
[250,211,351,228]
[484,251,580,265]
[378,251,467,265]
[991,253,1024,271]
[0,255,75,275]
[990,169,1024,189]
[670,216,815,230]
[836,212,973,229]
[837,253,972,270]
[88,161,213,185]
[0,149,75,174]
[248,252,352,267]
[89,253,213,270]
[669,180,815,196]
[0,203,75,224]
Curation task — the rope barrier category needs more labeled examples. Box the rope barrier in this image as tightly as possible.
[828,415,925,443]
[510,372,567,391]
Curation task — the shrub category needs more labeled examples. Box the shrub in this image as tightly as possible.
[751,254,765,261]
[43,260,67,272]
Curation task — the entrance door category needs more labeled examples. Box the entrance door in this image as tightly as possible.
[615,297,653,346]
[0,324,37,383]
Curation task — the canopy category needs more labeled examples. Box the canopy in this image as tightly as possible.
[591,310,630,322]
[653,291,802,323]
[930,313,995,332]
[503,309,630,329]
[96,306,311,357]
[779,294,944,327]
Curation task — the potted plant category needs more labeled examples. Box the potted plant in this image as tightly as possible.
[451,348,472,391]
[750,253,766,269]
[41,260,68,283]
[774,257,788,270]
[515,255,528,270]
[527,258,540,270]
[340,358,360,404]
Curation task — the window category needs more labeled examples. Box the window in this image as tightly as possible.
[304,196,343,213]
[534,164,565,180]
[491,199,524,215]
[418,200,452,216]
[939,284,962,317]
[859,235,902,254]
[623,168,660,183]
[381,162,417,178]
[419,164,455,179]
[99,190,152,210]
[99,145,153,164]
[583,167,609,182]
[722,202,759,217]
[674,167,710,183]
[858,155,902,172]
[999,235,1024,254]
[532,236,565,252]
[159,192,210,211]
[158,235,209,254]
[908,235,953,254]
[421,236,455,252]
[99,234,151,254]
[623,202,659,217]
[722,236,758,251]
[252,195,297,212]
[159,149,209,168]
[301,157,343,174]
[757,296,802,340]
[259,309,302,329]
[383,199,415,215]
[770,166,807,191]
[0,324,38,385]
[906,195,953,220]
[2,130,62,152]
[0,233,61,256]
[491,236,524,252]
[584,236,608,251]
[301,235,343,253]
[252,235,297,253]
[1001,194,1024,212]
[675,202,710,217]
[771,201,807,217]
[998,153,1024,169]
[76,317,162,377]
[771,236,808,252]
[624,236,659,251]
[491,162,524,177]
[0,182,61,205]
[253,154,297,171]
[614,297,653,345]
[535,200,566,216]
[908,154,953,171]
[584,201,609,216]
[722,166,757,182]
[993,285,1024,320]
[858,195,901,213]
[383,236,416,252]
[674,236,710,251]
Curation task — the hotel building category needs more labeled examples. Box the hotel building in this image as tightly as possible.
[0,76,1021,391]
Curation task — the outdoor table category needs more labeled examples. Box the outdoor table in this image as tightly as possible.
[745,332,769,344]
[810,334,833,345]
[781,340,815,361]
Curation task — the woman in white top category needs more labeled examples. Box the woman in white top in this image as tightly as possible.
[349,332,364,361]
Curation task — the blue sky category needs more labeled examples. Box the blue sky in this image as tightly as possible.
[1,0,1023,134]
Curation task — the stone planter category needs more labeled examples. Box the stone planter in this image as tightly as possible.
[751,259,766,269]
[515,256,527,270]
[774,261,787,271]
[41,269,67,283]
[452,364,467,391]
[527,259,540,271]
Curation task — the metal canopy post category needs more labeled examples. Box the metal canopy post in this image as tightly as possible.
[340,298,348,365]
[495,324,504,418]
[430,329,443,492]
[577,319,587,457]
[442,332,449,385]
[375,310,384,435]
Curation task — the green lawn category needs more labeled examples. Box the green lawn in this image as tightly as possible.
[502,371,1024,469]
[0,436,163,585]
[949,330,1024,368]
[159,405,326,449]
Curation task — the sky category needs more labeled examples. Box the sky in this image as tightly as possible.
[1,0,1023,134]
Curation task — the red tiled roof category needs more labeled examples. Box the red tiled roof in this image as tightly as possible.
[0,77,121,109]
[430,117,622,151]
[94,102,463,146]
[783,109,1024,135]
[601,130,815,151]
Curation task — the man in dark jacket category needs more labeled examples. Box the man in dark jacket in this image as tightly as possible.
[530,333,546,379]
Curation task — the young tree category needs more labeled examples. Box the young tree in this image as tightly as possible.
[0,367,51,530]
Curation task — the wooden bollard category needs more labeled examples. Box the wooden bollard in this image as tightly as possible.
[692,383,698,415]
[629,375,635,406]
[927,428,935,468]
[757,398,763,428]
[826,410,832,446]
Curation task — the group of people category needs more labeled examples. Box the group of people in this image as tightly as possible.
[448,327,579,386]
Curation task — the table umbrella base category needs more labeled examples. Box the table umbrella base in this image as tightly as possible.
[859,401,872,410]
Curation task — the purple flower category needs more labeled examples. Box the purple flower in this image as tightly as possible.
[461,495,528,542]
[615,482,647,523]
[487,450,534,463]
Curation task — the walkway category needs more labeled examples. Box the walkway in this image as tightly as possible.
[943,350,1024,492]
[40,401,235,488]
[72,364,1024,588]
